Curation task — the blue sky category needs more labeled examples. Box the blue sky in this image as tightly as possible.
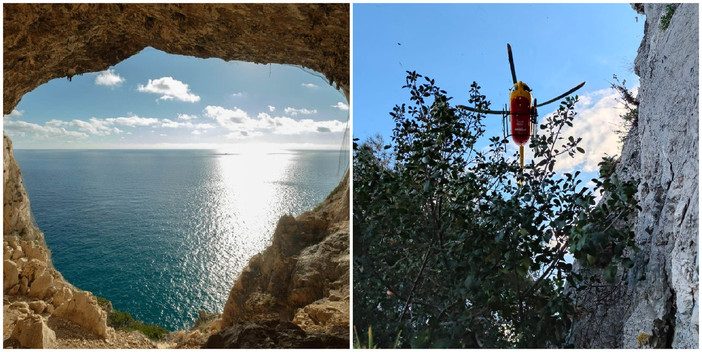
[4,47,349,150]
[354,3,644,175]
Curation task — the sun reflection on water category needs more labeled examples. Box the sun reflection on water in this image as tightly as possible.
[215,149,294,250]
[199,148,297,309]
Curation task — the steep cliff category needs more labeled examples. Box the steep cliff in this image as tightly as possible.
[215,172,349,340]
[570,4,698,348]
[3,135,111,347]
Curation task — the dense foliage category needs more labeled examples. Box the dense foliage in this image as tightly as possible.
[353,72,639,348]
[660,4,677,30]
[97,295,170,340]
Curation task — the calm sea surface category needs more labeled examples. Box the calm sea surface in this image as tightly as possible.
[14,149,347,330]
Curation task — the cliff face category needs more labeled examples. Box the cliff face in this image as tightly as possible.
[570,4,698,348]
[207,174,350,347]
[219,174,349,332]
[3,136,39,241]
[3,135,110,347]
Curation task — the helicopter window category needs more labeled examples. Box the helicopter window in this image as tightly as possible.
[523,83,531,91]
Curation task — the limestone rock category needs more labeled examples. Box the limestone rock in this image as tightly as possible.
[292,297,349,336]
[220,172,349,341]
[22,240,49,263]
[28,300,47,314]
[10,246,22,260]
[570,4,698,349]
[203,319,348,349]
[29,270,54,299]
[20,258,46,282]
[10,313,56,348]
[18,276,29,295]
[51,286,74,310]
[3,135,41,241]
[53,290,109,338]
[3,259,19,291]
[9,301,30,314]
[3,242,12,261]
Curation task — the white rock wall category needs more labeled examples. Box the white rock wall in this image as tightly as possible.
[571,3,698,348]
[625,3,698,348]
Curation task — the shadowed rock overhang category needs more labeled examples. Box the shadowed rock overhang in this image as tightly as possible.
[3,3,349,114]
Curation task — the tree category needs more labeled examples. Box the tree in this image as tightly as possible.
[353,72,639,348]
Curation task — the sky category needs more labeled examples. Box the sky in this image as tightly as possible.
[354,3,644,176]
[4,47,349,151]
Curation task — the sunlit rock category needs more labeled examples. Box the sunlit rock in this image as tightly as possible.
[53,290,109,338]
[11,313,56,348]
[3,259,19,291]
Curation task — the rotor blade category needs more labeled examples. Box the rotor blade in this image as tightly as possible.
[536,81,586,107]
[507,43,517,84]
[456,104,508,115]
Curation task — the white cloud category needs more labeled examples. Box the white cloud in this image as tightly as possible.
[177,114,198,120]
[203,106,253,131]
[47,118,122,136]
[551,87,633,173]
[225,131,263,140]
[7,114,165,140]
[257,112,346,135]
[284,107,317,116]
[203,105,346,136]
[4,119,88,138]
[332,101,349,111]
[231,92,246,97]
[95,69,125,87]
[4,109,24,119]
[105,116,160,127]
[301,83,318,89]
[191,130,202,136]
[137,77,200,102]
[268,105,276,112]
[160,118,215,129]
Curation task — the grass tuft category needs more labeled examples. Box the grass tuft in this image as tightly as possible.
[97,295,170,340]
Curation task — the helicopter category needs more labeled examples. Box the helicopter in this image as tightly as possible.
[457,44,585,171]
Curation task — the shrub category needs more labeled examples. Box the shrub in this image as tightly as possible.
[660,4,677,30]
[101,297,170,340]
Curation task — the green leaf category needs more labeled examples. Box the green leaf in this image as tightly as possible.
[586,254,596,265]
[604,265,618,283]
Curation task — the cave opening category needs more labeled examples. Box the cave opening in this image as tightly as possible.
[4,4,349,339]
[5,46,349,331]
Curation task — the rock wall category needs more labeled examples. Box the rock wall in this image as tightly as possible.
[3,135,110,347]
[570,3,698,348]
[219,172,349,340]
[3,136,40,241]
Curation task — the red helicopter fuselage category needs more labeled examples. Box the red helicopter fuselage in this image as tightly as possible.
[509,81,533,146]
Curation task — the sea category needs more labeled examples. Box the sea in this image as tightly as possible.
[13,149,348,331]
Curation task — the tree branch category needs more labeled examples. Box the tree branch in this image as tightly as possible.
[398,245,433,323]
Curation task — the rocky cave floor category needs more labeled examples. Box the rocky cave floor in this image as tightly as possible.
[3,294,214,349]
